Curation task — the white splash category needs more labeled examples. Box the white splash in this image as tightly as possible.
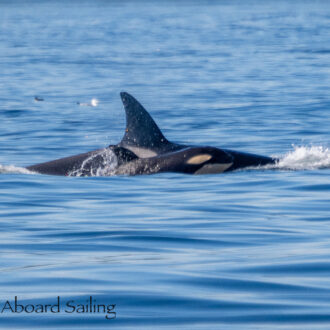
[0,164,34,175]
[271,145,330,170]
[68,148,118,177]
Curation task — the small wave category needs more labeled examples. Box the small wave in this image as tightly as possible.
[271,145,330,171]
[0,164,34,175]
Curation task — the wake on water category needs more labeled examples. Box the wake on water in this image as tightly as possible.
[0,164,34,175]
[270,145,330,171]
[0,145,330,176]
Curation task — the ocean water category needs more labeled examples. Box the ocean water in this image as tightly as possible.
[1,0,330,328]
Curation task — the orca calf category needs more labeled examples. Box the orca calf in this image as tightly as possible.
[27,92,277,176]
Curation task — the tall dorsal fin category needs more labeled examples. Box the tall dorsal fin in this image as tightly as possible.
[119,92,172,151]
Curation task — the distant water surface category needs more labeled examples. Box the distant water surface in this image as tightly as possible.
[0,1,330,328]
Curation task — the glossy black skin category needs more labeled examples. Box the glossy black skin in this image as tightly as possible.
[113,146,234,176]
[222,149,275,171]
[26,92,277,176]
[26,146,138,176]
[27,149,104,176]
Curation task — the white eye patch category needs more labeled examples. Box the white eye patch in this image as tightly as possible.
[186,154,212,165]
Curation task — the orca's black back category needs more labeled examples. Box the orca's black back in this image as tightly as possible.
[223,149,276,171]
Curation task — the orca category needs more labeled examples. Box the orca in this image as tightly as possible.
[26,92,277,176]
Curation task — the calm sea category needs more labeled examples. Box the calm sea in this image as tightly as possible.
[0,1,330,328]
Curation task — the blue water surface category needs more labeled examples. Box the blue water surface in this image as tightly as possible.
[0,0,330,328]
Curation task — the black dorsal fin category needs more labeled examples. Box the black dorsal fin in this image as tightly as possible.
[119,92,173,152]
